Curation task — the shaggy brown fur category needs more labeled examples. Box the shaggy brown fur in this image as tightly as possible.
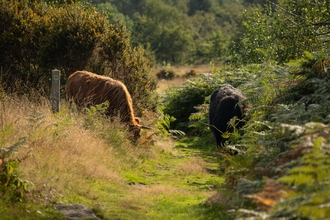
[66,71,141,139]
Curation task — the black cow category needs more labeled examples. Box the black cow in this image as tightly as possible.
[209,85,248,149]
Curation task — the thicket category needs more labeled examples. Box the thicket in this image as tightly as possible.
[221,52,330,219]
[0,0,157,114]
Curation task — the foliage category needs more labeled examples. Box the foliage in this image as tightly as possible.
[271,136,330,219]
[83,101,110,130]
[160,71,226,132]
[0,0,107,86]
[155,109,185,138]
[95,2,134,31]
[131,0,194,64]
[92,0,147,19]
[272,136,330,219]
[92,0,262,64]
[160,57,330,218]
[187,0,212,16]
[205,54,330,219]
[98,18,158,114]
[161,72,219,132]
[51,107,75,142]
[0,124,29,201]
[188,103,210,135]
[233,0,330,64]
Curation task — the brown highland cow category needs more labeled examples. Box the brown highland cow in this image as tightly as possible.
[66,71,143,139]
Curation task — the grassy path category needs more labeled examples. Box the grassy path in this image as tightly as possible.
[87,138,225,219]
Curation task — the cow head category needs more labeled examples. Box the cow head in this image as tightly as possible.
[129,117,151,140]
[129,123,142,140]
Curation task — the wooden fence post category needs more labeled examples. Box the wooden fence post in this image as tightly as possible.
[51,69,61,113]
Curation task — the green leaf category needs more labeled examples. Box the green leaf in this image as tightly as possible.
[13,178,20,187]
[0,123,14,138]
[16,191,23,199]
[6,164,14,175]
[2,175,10,187]
[221,132,230,139]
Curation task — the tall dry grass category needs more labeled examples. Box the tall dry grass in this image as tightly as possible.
[157,77,188,93]
[0,92,168,201]
[175,160,208,175]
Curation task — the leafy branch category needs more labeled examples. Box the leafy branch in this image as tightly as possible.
[0,124,29,201]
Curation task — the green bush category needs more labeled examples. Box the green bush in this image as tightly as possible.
[99,21,157,114]
[183,69,198,78]
[0,124,29,201]
[161,72,228,132]
[156,69,176,80]
[232,1,330,64]
[0,0,106,86]
[38,3,107,79]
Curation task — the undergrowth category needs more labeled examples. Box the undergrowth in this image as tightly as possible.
[160,50,330,219]
[207,52,330,219]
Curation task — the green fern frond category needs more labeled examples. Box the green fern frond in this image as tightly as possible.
[168,129,185,137]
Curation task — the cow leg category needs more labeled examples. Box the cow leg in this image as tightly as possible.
[210,126,224,149]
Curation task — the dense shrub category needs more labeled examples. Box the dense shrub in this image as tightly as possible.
[232,55,330,219]
[98,20,157,114]
[0,0,106,85]
[156,69,176,80]
[38,3,107,79]
[183,69,198,78]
